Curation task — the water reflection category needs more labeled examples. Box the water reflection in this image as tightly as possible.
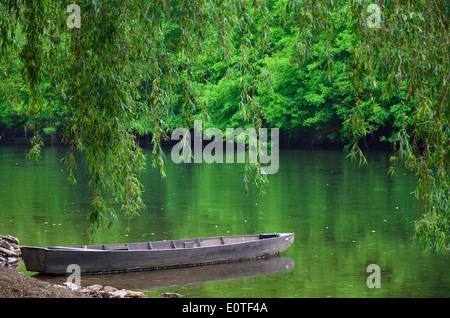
[37,256,294,290]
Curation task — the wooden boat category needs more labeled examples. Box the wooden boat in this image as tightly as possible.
[21,233,294,275]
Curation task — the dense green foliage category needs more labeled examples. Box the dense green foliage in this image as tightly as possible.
[0,1,448,252]
[1,1,415,146]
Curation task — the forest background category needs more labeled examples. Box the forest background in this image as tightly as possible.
[0,1,410,148]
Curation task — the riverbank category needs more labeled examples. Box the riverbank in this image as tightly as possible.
[0,235,145,298]
[0,266,88,298]
[0,265,149,298]
[1,234,84,298]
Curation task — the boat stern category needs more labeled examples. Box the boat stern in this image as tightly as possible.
[21,246,48,273]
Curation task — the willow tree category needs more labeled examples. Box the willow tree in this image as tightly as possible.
[288,0,448,253]
[321,0,447,254]
[0,0,448,252]
[0,0,272,234]
[347,0,448,254]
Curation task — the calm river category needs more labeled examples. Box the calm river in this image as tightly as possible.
[1,145,449,298]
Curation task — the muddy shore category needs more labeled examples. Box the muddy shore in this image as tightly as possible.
[0,234,145,298]
[0,266,89,298]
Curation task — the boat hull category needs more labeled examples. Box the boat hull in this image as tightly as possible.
[21,233,294,275]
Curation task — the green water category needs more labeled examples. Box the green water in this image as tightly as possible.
[1,145,449,298]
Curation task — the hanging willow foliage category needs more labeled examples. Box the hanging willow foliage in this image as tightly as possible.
[302,0,448,253]
[351,0,449,254]
[0,0,448,251]
[0,0,271,235]
[279,0,448,253]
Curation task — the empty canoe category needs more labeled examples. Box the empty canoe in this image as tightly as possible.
[21,233,295,275]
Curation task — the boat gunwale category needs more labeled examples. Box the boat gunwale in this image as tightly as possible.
[21,233,293,253]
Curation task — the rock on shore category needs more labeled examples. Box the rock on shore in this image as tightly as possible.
[0,235,21,268]
[69,283,144,298]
